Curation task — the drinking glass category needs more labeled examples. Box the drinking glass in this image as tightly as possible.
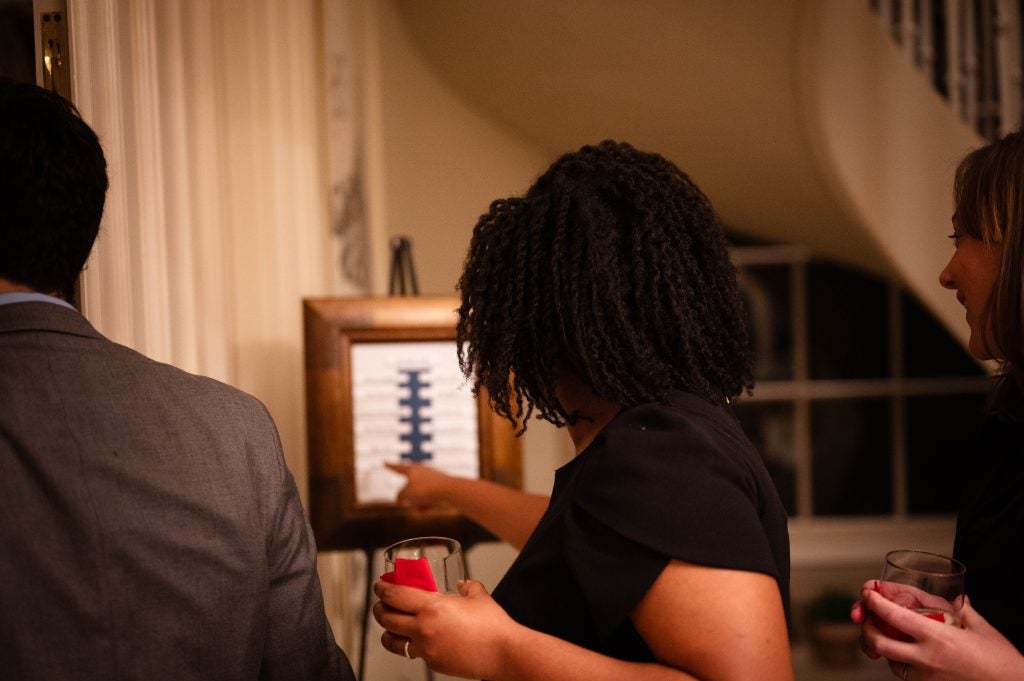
[878,549,966,630]
[383,536,467,594]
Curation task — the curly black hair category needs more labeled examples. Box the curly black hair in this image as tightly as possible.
[0,79,108,298]
[456,140,753,432]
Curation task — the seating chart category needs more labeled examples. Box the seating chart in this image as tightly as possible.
[351,341,479,503]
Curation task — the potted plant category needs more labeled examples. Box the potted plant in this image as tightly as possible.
[807,590,862,668]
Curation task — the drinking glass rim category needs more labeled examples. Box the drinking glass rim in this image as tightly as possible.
[884,549,966,577]
[383,536,463,556]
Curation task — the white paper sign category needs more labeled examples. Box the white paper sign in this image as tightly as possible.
[351,341,479,503]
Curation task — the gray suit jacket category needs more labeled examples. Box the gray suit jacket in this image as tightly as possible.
[0,302,355,681]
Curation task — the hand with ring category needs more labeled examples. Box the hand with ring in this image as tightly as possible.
[373,577,520,679]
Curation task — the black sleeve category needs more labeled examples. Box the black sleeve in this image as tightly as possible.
[561,401,778,639]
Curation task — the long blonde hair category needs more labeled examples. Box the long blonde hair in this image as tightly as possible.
[954,131,1024,419]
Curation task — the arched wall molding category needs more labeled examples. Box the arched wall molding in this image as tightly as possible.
[795,0,983,349]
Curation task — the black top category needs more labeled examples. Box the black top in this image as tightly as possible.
[954,418,1024,653]
[491,390,791,662]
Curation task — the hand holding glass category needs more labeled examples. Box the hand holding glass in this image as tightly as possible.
[874,549,966,638]
[382,536,466,594]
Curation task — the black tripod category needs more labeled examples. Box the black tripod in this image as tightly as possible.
[388,237,419,296]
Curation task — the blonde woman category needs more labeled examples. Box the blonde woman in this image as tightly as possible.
[855,131,1024,681]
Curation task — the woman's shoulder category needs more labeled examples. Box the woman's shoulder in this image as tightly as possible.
[569,390,787,580]
[596,390,758,470]
[573,390,766,510]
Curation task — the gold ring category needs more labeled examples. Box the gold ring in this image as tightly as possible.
[404,638,413,659]
[902,663,911,681]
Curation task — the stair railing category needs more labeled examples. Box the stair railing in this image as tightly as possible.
[870,0,1023,140]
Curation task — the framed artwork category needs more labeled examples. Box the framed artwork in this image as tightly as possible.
[304,296,522,551]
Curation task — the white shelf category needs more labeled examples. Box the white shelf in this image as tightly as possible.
[789,517,956,567]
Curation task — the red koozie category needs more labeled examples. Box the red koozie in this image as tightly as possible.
[380,557,439,592]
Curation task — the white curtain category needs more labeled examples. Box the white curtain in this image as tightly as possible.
[70,0,345,492]
[67,0,369,649]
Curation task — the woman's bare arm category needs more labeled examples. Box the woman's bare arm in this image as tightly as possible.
[373,559,793,681]
[631,560,793,680]
[385,462,549,549]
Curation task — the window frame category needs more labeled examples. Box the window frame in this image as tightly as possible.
[731,244,987,564]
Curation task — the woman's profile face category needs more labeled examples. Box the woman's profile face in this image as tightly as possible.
[938,218,1003,360]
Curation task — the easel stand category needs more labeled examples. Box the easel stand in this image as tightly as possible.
[388,237,419,296]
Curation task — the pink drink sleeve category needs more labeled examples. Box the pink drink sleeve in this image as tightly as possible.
[380,557,439,592]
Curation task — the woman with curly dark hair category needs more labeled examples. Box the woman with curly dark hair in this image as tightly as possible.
[375,141,793,680]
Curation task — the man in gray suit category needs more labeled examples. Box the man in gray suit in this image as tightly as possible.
[0,80,355,680]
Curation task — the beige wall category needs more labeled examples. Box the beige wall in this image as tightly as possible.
[379,0,983,350]
[389,0,891,275]
[365,1,549,296]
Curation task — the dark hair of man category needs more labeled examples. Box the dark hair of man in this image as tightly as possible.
[0,79,108,299]
[954,131,1024,419]
[456,140,753,433]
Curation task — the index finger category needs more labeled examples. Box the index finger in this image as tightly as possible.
[384,462,411,476]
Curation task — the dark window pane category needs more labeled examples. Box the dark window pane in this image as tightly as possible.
[733,401,796,515]
[812,398,892,515]
[738,266,793,381]
[726,231,771,247]
[902,292,984,378]
[906,394,987,514]
[0,1,36,84]
[807,263,889,379]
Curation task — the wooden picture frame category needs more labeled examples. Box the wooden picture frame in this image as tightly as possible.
[304,296,522,551]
